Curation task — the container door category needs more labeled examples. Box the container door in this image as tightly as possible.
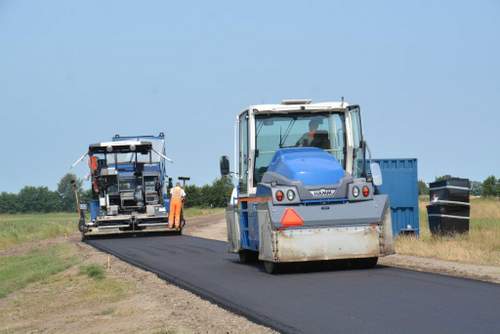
[372,159,419,236]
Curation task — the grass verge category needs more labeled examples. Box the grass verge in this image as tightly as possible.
[0,208,223,250]
[80,263,106,280]
[0,244,78,298]
[0,213,77,250]
[395,197,500,266]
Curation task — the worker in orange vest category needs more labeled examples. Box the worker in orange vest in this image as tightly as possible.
[169,182,186,229]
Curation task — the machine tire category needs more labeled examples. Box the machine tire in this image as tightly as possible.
[80,233,87,242]
[263,261,281,274]
[238,250,258,263]
[352,257,378,269]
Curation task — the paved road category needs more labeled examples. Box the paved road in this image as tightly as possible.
[88,234,500,334]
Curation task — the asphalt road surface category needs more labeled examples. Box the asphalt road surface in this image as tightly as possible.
[87,234,500,334]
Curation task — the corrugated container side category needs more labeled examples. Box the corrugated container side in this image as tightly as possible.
[371,159,419,236]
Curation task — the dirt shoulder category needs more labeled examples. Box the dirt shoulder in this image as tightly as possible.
[379,254,500,284]
[0,215,274,334]
[183,213,227,241]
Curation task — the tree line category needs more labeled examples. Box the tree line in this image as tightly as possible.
[1,173,497,214]
[0,174,89,214]
[0,173,234,214]
[418,175,500,197]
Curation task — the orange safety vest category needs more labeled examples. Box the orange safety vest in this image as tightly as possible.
[171,186,184,201]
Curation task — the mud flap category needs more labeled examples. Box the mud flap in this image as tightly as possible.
[379,208,395,255]
[258,209,277,262]
[226,207,241,253]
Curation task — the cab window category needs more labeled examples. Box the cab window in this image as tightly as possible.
[239,112,249,193]
[350,107,364,177]
[254,113,345,185]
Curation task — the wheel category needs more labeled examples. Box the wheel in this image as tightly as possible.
[352,257,378,269]
[263,261,281,274]
[80,233,87,242]
[238,250,258,263]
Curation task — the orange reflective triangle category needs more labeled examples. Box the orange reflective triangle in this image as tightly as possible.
[281,208,304,227]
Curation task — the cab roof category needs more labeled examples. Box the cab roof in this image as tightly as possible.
[88,140,153,154]
[244,100,353,116]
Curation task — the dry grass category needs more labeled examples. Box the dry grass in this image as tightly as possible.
[395,197,500,266]
[183,207,224,218]
[0,208,223,251]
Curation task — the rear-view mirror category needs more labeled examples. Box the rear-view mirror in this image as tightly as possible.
[220,156,230,176]
[370,162,383,186]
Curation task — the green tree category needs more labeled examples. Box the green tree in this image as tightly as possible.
[0,192,20,213]
[17,186,61,212]
[418,180,429,195]
[497,178,500,197]
[79,188,94,204]
[206,177,233,207]
[482,176,497,197]
[470,181,482,196]
[183,177,234,208]
[57,173,82,212]
[184,184,202,208]
[434,175,453,182]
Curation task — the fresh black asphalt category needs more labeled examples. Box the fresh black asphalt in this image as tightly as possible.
[87,234,500,334]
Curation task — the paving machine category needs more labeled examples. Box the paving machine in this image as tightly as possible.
[220,99,395,273]
[74,133,182,238]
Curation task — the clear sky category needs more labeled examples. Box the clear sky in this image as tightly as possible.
[1,0,499,192]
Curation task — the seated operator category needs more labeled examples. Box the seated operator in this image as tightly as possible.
[296,119,330,149]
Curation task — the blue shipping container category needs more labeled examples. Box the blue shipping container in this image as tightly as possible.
[371,159,419,236]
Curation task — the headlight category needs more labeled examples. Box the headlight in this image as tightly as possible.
[286,189,295,201]
[352,186,360,198]
[275,190,284,202]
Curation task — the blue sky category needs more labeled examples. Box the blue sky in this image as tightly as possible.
[1,0,499,192]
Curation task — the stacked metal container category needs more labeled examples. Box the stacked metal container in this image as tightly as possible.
[427,178,470,235]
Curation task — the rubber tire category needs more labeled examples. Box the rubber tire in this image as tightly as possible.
[263,261,281,274]
[80,233,87,242]
[238,250,258,263]
[352,257,378,269]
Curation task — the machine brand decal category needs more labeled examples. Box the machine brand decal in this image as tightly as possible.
[310,189,336,197]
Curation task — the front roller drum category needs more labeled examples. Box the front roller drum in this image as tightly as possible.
[351,257,378,269]
[238,250,258,263]
[263,261,281,274]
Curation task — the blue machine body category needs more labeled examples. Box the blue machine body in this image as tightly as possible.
[372,158,419,236]
[89,200,100,220]
[90,133,170,220]
[266,148,345,186]
[237,150,419,250]
[240,148,351,252]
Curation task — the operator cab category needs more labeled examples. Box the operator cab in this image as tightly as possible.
[88,140,164,214]
[229,99,367,196]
